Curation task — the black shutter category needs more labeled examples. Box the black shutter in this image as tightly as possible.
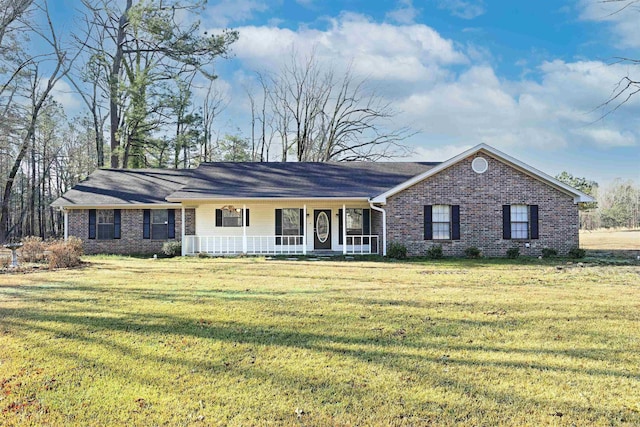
[143,209,151,239]
[338,209,344,244]
[423,205,432,240]
[502,205,511,240]
[362,209,371,245]
[451,205,460,240]
[275,209,282,245]
[88,209,96,239]
[244,209,250,227]
[363,209,371,235]
[530,205,539,239]
[298,209,304,235]
[215,209,222,227]
[168,209,176,239]
[114,209,121,239]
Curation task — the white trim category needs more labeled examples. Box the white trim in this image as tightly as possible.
[342,204,347,255]
[371,144,596,205]
[53,203,183,210]
[303,204,307,255]
[63,210,68,240]
[242,204,247,254]
[181,207,186,256]
[369,203,386,256]
[166,196,370,203]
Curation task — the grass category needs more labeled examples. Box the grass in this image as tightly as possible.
[580,229,640,250]
[1,256,639,426]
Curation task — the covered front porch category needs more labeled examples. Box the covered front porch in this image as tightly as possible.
[178,200,384,256]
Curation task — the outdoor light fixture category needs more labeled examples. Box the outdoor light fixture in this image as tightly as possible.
[221,205,241,212]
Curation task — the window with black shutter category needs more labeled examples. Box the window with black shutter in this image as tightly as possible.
[503,204,539,240]
[97,210,115,240]
[151,210,169,240]
[339,208,371,245]
[424,205,460,240]
[275,208,303,245]
[215,208,248,227]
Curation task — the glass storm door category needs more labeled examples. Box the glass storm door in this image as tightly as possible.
[313,210,332,250]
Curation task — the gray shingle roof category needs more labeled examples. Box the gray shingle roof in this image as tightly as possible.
[52,162,440,207]
[166,162,439,200]
[51,169,193,207]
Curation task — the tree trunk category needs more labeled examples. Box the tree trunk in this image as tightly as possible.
[109,0,132,168]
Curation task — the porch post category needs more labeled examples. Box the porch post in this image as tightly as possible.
[342,203,347,255]
[63,210,68,240]
[242,204,247,254]
[369,203,387,257]
[303,204,307,255]
[181,207,186,256]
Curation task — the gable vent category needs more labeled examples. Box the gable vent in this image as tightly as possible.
[472,157,488,174]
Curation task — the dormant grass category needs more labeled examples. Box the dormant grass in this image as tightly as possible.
[1,256,638,426]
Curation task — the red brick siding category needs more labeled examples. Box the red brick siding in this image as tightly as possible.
[385,154,579,257]
[68,208,196,255]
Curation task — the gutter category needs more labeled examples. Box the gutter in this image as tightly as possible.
[369,202,387,257]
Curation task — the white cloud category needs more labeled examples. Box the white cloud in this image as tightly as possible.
[413,144,474,161]
[578,0,640,48]
[50,79,82,113]
[398,59,640,152]
[207,12,639,161]
[223,13,467,83]
[573,127,637,147]
[436,0,485,20]
[386,0,421,25]
[206,0,270,27]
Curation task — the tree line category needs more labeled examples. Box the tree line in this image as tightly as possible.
[556,172,640,230]
[0,0,415,243]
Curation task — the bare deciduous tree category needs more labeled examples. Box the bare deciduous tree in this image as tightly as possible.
[252,50,414,162]
[0,1,83,242]
[598,1,640,115]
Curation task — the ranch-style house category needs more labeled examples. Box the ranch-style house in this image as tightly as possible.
[51,144,594,257]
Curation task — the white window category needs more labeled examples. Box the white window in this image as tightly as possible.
[282,208,300,237]
[432,205,451,240]
[222,209,243,227]
[152,210,169,240]
[510,205,529,239]
[346,208,363,235]
[97,210,114,240]
[277,208,302,245]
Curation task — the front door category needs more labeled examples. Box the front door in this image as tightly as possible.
[314,209,332,250]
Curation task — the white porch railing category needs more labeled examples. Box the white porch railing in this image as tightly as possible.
[183,235,305,255]
[183,234,380,256]
[345,235,379,255]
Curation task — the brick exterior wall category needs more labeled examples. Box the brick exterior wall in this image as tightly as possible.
[68,208,196,255]
[385,154,579,257]
[370,209,384,255]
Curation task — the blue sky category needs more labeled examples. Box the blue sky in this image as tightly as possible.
[49,0,640,185]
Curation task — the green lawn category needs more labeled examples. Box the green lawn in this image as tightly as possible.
[1,256,639,426]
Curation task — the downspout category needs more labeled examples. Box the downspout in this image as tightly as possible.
[369,202,387,257]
